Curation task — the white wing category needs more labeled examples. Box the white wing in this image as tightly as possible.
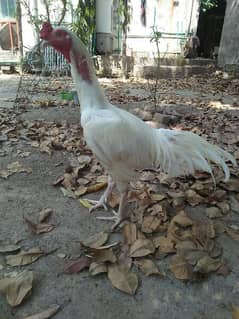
[81,105,157,183]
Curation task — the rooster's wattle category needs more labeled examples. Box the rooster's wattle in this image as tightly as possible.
[40,23,236,229]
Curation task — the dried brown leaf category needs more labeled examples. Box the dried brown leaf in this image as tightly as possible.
[216,202,230,215]
[39,141,52,155]
[171,211,193,227]
[141,215,161,234]
[0,271,34,306]
[81,232,109,249]
[221,178,239,192]
[206,206,223,219]
[150,193,166,201]
[122,223,137,245]
[186,189,204,206]
[169,254,193,280]
[134,258,163,276]
[74,187,88,197]
[108,262,138,295]
[129,239,155,257]
[232,305,239,319]
[23,304,60,319]
[39,208,52,223]
[0,161,32,179]
[194,256,222,273]
[24,216,55,234]
[86,182,107,194]
[0,241,20,253]
[230,195,239,213]
[192,221,215,248]
[89,262,107,276]
[64,256,91,273]
[225,227,239,241]
[153,236,176,253]
[217,263,231,277]
[6,247,45,266]
[91,248,117,263]
[77,155,92,165]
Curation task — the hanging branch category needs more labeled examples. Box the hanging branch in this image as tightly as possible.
[57,0,67,25]
[42,0,50,22]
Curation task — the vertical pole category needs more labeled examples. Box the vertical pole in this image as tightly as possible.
[16,0,23,72]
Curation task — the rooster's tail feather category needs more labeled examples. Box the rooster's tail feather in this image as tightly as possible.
[155,129,236,182]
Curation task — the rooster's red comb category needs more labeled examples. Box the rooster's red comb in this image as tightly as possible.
[40,22,53,40]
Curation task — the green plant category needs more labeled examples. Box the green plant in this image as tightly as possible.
[70,0,96,49]
[149,26,162,110]
[200,0,221,12]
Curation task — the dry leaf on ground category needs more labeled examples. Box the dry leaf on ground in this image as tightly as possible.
[186,190,205,206]
[153,236,176,254]
[39,208,53,223]
[80,232,109,249]
[64,256,91,273]
[225,227,239,241]
[0,161,32,179]
[194,256,222,273]
[0,242,20,253]
[23,304,61,319]
[129,239,155,257]
[108,262,138,295]
[24,216,55,234]
[169,254,193,280]
[232,304,239,319]
[86,182,107,194]
[134,258,163,276]
[79,199,93,209]
[141,215,161,234]
[206,206,223,219]
[90,248,117,263]
[60,187,76,198]
[122,223,137,245]
[6,247,45,266]
[89,262,108,276]
[0,271,34,306]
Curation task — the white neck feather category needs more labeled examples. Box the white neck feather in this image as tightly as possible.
[70,52,108,111]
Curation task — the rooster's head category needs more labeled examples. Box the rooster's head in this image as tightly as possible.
[40,22,72,62]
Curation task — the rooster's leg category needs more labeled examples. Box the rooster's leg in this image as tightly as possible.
[96,190,128,230]
[87,176,115,213]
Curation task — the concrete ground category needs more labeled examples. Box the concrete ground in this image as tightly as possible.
[0,73,239,319]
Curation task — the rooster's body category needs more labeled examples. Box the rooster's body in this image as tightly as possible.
[40,23,236,228]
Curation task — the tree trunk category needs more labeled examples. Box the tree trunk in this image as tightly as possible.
[218,0,239,67]
[122,0,128,79]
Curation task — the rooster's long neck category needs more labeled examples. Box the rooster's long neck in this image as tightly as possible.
[70,49,108,111]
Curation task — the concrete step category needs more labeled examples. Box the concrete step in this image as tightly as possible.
[134,64,216,79]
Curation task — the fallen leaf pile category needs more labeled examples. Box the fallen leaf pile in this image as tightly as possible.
[0,72,239,315]
[25,121,86,155]
[61,201,236,294]
[0,208,54,307]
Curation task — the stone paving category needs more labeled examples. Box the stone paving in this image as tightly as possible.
[0,74,20,109]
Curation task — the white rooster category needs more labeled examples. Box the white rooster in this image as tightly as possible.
[40,23,236,229]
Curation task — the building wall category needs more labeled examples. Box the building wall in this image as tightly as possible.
[218,0,239,67]
[20,0,200,57]
[126,0,200,56]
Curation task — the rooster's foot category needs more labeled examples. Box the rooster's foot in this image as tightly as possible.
[86,198,108,213]
[96,211,126,231]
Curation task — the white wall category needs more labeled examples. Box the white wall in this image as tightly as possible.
[126,0,200,55]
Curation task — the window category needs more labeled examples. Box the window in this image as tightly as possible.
[0,0,16,19]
